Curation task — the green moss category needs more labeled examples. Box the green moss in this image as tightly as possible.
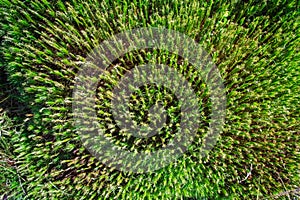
[0,0,299,199]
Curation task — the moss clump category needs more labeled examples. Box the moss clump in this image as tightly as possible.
[1,0,299,199]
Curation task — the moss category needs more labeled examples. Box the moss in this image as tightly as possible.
[0,0,299,199]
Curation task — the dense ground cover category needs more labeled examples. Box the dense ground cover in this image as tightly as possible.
[0,0,299,199]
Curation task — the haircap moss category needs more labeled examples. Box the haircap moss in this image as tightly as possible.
[0,0,299,199]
